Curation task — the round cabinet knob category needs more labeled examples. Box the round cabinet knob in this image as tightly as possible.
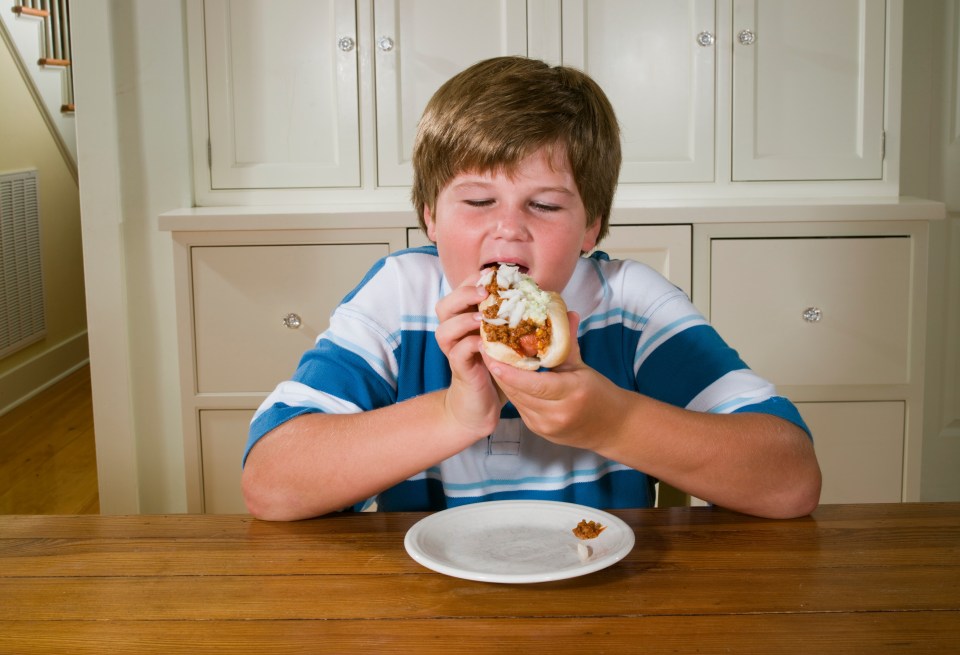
[337,36,355,52]
[802,307,823,323]
[377,36,395,52]
[697,31,715,47]
[282,313,303,329]
[738,29,756,46]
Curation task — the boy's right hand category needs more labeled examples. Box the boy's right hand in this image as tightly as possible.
[434,275,504,441]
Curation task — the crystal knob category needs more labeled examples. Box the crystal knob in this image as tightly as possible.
[697,31,715,47]
[738,29,756,46]
[802,307,822,323]
[282,312,303,329]
[337,36,355,52]
[377,36,395,52]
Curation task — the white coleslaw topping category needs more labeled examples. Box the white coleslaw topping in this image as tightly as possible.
[478,264,551,328]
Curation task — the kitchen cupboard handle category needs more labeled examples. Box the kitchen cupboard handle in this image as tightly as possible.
[337,36,355,52]
[697,31,715,47]
[802,307,823,323]
[737,29,756,46]
[377,36,395,52]
[282,313,303,329]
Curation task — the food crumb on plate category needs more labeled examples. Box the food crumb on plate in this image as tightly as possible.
[572,519,606,540]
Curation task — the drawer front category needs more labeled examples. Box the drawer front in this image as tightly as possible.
[798,401,904,504]
[710,237,911,386]
[602,225,692,297]
[192,243,390,393]
[200,409,253,514]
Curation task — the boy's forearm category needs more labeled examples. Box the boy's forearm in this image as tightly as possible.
[241,391,479,520]
[596,391,821,519]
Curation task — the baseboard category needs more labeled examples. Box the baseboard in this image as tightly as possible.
[0,331,89,416]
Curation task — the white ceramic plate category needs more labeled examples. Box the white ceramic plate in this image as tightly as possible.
[403,500,635,583]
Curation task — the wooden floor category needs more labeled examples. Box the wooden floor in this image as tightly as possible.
[0,365,99,514]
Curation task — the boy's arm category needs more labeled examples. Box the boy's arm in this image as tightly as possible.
[241,390,484,520]
[243,276,501,521]
[487,314,821,519]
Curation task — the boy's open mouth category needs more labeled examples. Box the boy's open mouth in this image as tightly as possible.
[482,261,529,275]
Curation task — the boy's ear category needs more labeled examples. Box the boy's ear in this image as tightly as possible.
[581,217,602,254]
[424,206,438,242]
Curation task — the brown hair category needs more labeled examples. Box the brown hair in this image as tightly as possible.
[411,56,621,244]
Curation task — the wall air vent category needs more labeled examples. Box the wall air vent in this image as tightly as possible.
[0,170,46,359]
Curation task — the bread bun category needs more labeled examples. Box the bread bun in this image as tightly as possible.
[477,265,570,370]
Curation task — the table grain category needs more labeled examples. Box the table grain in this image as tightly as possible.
[2,503,958,653]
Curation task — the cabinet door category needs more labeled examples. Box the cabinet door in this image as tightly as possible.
[731,0,885,181]
[192,242,391,393]
[798,401,904,504]
[562,0,715,183]
[374,0,528,186]
[199,410,252,514]
[203,0,360,188]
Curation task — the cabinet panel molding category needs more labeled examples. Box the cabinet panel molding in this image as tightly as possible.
[562,0,716,183]
[199,409,253,514]
[731,0,887,181]
[202,0,361,189]
[710,236,911,386]
[192,242,392,393]
[799,401,905,504]
[373,0,529,186]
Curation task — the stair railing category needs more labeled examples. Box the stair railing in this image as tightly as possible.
[12,0,72,111]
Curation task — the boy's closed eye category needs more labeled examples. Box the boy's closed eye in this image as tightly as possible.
[463,199,562,213]
[530,201,561,213]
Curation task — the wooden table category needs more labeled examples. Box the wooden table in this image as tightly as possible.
[2,503,958,653]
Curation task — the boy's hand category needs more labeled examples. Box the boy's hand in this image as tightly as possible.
[483,312,624,452]
[434,275,505,440]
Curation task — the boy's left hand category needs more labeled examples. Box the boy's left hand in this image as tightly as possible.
[482,312,624,452]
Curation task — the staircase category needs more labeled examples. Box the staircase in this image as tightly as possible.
[0,0,76,177]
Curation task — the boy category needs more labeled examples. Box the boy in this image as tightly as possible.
[242,57,821,521]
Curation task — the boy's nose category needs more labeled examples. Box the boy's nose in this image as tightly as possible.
[493,207,529,240]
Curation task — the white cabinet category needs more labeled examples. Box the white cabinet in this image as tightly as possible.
[199,410,254,514]
[798,401,905,504]
[188,0,900,199]
[709,236,910,386]
[731,0,887,181]
[374,0,528,186]
[560,0,716,183]
[189,0,528,198]
[600,225,692,296]
[191,242,392,393]
[559,0,889,186]
[172,228,408,513]
[695,220,928,504]
[199,0,361,189]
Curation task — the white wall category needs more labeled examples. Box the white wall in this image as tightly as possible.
[73,0,192,513]
[901,0,960,501]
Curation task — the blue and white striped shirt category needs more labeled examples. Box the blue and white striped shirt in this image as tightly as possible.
[246,246,808,512]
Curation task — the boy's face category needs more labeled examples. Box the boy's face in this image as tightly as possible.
[423,147,601,293]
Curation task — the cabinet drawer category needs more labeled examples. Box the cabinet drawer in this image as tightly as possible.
[798,401,904,504]
[199,409,253,514]
[710,237,911,386]
[603,225,692,297]
[192,243,390,393]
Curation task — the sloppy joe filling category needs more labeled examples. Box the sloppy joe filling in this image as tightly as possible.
[480,266,552,358]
